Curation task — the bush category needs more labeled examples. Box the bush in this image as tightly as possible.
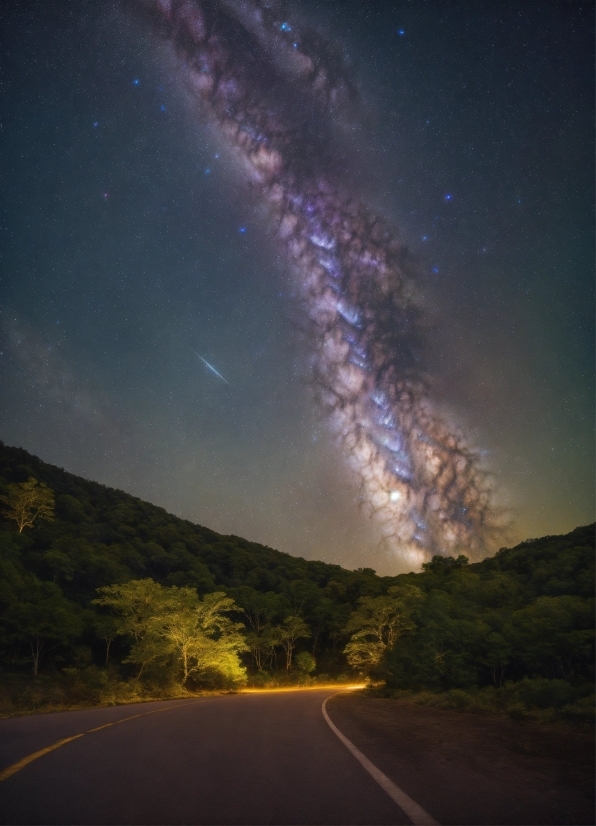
[503,678,574,710]
[295,652,316,673]
[371,679,594,728]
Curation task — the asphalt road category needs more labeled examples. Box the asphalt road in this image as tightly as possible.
[3,689,590,825]
[0,690,412,825]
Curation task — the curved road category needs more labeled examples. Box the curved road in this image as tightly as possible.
[0,689,416,825]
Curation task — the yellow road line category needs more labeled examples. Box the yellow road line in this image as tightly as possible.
[0,734,85,782]
[0,700,205,783]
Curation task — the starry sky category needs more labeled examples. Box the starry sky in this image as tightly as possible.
[0,0,593,573]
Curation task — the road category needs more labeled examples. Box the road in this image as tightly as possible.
[1,689,592,825]
[0,689,415,825]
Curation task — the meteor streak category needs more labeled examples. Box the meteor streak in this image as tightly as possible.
[189,348,230,385]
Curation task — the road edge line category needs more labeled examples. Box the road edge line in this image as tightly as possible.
[322,695,439,826]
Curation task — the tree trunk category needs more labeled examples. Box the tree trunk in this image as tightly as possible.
[31,639,42,676]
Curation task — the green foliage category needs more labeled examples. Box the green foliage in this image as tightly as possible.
[95,581,247,686]
[0,441,393,689]
[379,527,594,698]
[278,615,311,671]
[343,586,423,674]
[1,477,54,533]
[376,680,595,727]
[0,440,592,717]
[295,651,316,673]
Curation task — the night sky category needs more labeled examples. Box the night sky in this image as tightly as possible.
[1,0,593,573]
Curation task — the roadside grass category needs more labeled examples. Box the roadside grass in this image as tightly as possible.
[245,671,353,688]
[368,679,595,729]
[0,669,356,717]
[0,669,216,718]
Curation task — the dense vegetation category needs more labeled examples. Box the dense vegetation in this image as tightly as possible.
[0,440,390,706]
[0,440,593,721]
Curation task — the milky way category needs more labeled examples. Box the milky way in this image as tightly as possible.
[134,0,505,565]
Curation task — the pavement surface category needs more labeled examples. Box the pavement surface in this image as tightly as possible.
[0,690,404,825]
[329,693,595,826]
[0,689,592,825]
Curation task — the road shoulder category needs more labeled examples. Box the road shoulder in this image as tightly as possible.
[327,692,595,826]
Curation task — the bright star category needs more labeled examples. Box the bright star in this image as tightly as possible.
[444,193,453,201]
[133,78,140,86]
[239,227,246,234]
[397,29,405,36]
[390,491,401,502]
[280,22,292,32]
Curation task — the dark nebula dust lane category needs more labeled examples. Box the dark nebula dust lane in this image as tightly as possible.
[133,0,505,565]
[0,0,591,571]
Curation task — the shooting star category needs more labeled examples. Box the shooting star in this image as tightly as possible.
[189,347,231,385]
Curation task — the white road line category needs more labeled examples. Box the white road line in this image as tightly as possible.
[322,696,439,826]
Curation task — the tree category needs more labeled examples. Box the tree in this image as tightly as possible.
[94,579,168,677]
[343,586,423,675]
[151,590,247,686]
[246,626,281,671]
[4,579,82,675]
[295,651,316,673]
[279,615,310,671]
[510,595,595,681]
[422,554,469,573]
[93,613,120,667]
[1,477,54,533]
[94,580,248,686]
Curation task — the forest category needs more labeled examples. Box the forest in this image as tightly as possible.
[0,440,593,722]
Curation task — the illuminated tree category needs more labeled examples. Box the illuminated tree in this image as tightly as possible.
[343,586,423,675]
[1,477,55,533]
[151,590,247,685]
[94,579,171,677]
[94,580,247,685]
[279,615,310,671]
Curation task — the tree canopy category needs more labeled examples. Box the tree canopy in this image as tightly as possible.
[0,440,593,701]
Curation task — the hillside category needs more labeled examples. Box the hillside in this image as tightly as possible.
[0,439,593,718]
[0,440,390,683]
